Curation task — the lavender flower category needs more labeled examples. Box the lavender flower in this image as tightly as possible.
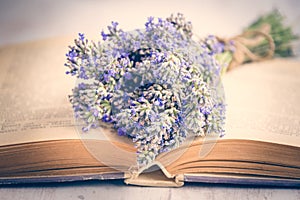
[78,33,85,42]
[65,13,226,167]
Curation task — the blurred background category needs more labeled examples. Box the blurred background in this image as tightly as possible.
[0,0,299,47]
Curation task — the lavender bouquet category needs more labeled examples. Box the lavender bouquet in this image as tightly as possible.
[65,14,225,166]
[65,12,297,167]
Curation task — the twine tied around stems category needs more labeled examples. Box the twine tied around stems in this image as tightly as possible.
[219,24,275,71]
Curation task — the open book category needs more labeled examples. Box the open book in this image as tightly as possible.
[0,38,299,187]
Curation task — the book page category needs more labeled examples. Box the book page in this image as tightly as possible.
[1,39,299,148]
[222,59,300,147]
[0,37,81,145]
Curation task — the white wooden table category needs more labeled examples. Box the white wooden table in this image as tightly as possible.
[1,180,300,200]
[0,0,299,199]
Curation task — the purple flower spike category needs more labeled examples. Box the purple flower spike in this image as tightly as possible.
[117,127,126,136]
[111,21,119,29]
[78,33,85,41]
[101,31,108,41]
[102,114,112,122]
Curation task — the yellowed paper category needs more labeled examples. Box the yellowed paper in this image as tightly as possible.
[223,59,300,147]
[0,38,299,149]
[0,38,80,145]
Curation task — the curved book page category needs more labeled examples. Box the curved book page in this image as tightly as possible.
[0,38,80,145]
[223,59,300,147]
